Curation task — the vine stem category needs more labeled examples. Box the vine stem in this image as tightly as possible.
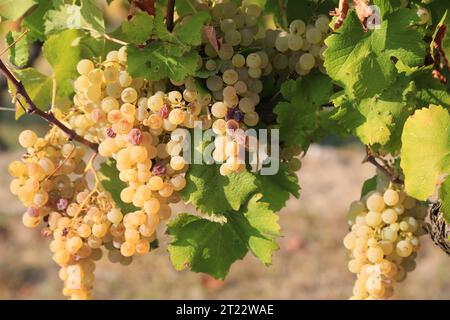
[0,58,99,152]
[363,146,403,184]
[166,0,176,31]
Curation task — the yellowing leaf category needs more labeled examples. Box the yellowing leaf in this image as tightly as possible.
[401,105,450,200]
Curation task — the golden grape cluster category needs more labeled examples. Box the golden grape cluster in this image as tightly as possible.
[344,184,428,300]
[7,0,332,299]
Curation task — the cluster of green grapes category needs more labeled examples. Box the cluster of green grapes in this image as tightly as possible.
[344,184,427,300]
[192,1,329,174]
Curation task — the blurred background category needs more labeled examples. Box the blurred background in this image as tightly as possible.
[0,0,449,300]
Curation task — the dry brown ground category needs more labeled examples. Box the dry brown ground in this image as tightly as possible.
[0,144,449,300]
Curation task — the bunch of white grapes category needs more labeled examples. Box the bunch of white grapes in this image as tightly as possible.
[7,0,323,299]
[75,50,196,254]
[189,1,328,175]
[344,184,428,300]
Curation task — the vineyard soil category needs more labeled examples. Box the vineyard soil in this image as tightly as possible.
[0,144,448,299]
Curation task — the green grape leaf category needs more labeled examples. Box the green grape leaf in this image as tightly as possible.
[330,71,418,152]
[324,9,425,98]
[175,0,197,16]
[181,163,258,214]
[110,9,154,44]
[76,34,110,60]
[98,160,139,214]
[395,63,450,109]
[274,73,333,149]
[154,5,210,49]
[225,194,280,264]
[42,29,81,96]
[11,68,52,119]
[254,164,300,211]
[44,0,105,35]
[285,0,337,24]
[6,31,31,67]
[360,175,378,199]
[23,0,54,41]
[168,213,248,279]
[440,178,450,222]
[80,0,105,33]
[354,94,412,150]
[168,194,280,279]
[127,42,200,82]
[0,0,36,20]
[401,105,450,201]
[372,0,398,18]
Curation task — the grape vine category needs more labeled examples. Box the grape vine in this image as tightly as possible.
[0,0,449,300]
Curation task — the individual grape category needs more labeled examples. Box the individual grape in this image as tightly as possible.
[104,66,119,82]
[288,34,303,51]
[170,156,186,171]
[66,236,83,254]
[305,27,322,44]
[299,53,316,71]
[121,87,138,103]
[232,54,246,68]
[275,32,289,52]
[223,69,239,85]
[381,209,398,224]
[366,193,385,212]
[243,112,259,126]
[367,246,384,263]
[315,16,330,33]
[220,18,236,32]
[240,28,254,47]
[168,109,185,125]
[53,249,71,266]
[288,158,302,171]
[383,189,399,206]
[247,67,262,79]
[366,211,382,227]
[148,176,164,191]
[119,71,133,87]
[120,242,135,257]
[211,102,228,118]
[234,81,248,95]
[77,59,95,75]
[396,240,413,258]
[168,91,182,104]
[223,87,237,102]
[183,89,197,103]
[206,76,224,92]
[246,53,262,68]
[205,59,217,71]
[289,19,306,35]
[18,130,38,148]
[218,43,234,60]
[171,175,186,191]
[273,54,289,70]
[225,30,242,46]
